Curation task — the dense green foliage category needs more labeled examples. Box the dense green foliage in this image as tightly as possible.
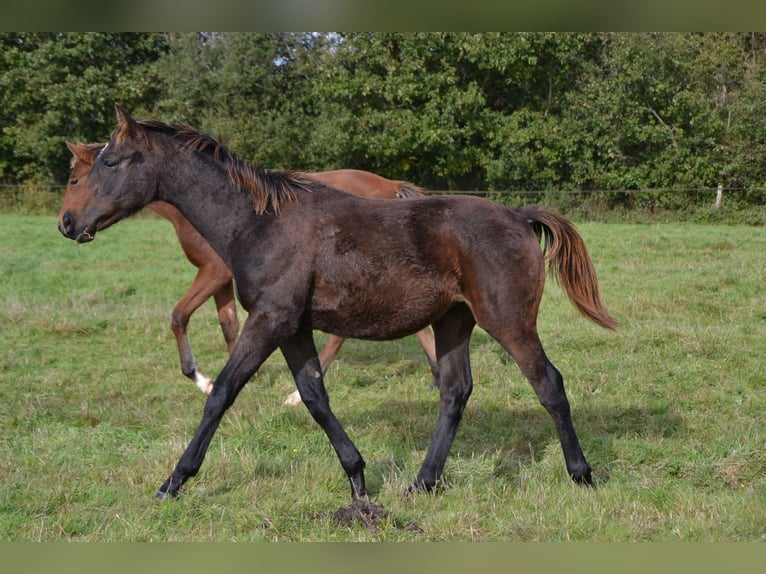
[2,32,766,211]
[0,33,169,183]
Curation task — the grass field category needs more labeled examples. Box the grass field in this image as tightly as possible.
[0,213,764,541]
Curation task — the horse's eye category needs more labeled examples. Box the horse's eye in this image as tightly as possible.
[103,159,117,169]
[69,178,78,185]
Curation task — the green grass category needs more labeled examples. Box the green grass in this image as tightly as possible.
[1,214,764,541]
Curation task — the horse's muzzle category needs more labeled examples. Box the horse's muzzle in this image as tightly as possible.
[58,211,95,243]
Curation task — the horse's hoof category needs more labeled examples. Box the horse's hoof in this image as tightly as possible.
[283,390,302,406]
[404,478,438,498]
[156,478,180,500]
[571,467,594,486]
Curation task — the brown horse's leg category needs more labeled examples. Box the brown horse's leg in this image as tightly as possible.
[212,280,240,353]
[414,327,439,388]
[157,313,280,499]
[280,329,367,500]
[283,334,346,406]
[492,326,592,485]
[171,268,229,395]
[318,334,345,374]
[412,303,476,492]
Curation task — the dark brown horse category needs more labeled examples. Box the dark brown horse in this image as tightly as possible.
[59,106,616,506]
[60,142,437,403]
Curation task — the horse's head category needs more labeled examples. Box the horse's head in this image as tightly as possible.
[58,140,103,241]
[58,105,157,243]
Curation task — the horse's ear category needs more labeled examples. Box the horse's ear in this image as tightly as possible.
[66,140,94,164]
[114,104,140,142]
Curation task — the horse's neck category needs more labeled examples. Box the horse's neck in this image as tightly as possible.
[155,162,257,267]
[147,201,185,230]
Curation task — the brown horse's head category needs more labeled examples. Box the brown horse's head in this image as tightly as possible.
[58,140,105,240]
[58,105,157,243]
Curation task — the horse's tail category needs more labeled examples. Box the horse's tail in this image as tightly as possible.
[517,205,618,331]
[395,181,426,198]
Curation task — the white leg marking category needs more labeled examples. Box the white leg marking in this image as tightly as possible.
[283,389,303,406]
[194,370,214,395]
[282,369,320,406]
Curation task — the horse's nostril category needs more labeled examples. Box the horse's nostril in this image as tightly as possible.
[60,211,74,236]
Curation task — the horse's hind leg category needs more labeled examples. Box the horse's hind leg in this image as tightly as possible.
[318,334,346,375]
[283,334,346,406]
[493,326,592,485]
[212,280,239,353]
[414,327,440,389]
[412,303,475,492]
[280,329,368,500]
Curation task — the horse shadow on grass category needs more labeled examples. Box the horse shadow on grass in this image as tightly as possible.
[351,396,684,494]
[315,335,684,492]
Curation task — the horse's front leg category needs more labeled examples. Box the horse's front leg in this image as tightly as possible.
[170,266,229,395]
[156,313,278,499]
[280,329,368,500]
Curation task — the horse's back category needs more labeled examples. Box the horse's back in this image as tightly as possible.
[307,169,400,200]
[310,191,535,261]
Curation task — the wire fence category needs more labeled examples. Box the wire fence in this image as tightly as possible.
[0,184,68,215]
[1,183,764,219]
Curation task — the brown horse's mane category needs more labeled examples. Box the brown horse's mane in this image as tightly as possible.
[395,181,425,198]
[122,119,315,214]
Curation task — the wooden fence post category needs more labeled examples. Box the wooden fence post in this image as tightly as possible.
[715,184,723,209]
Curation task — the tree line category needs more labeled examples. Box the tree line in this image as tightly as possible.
[2,32,765,210]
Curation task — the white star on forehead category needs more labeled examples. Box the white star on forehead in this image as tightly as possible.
[96,142,110,160]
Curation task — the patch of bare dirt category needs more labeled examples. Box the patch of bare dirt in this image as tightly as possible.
[319,498,423,533]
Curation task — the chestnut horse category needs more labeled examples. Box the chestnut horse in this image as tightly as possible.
[60,142,437,403]
[59,106,616,507]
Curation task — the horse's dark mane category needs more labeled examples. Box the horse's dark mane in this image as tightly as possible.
[123,118,315,214]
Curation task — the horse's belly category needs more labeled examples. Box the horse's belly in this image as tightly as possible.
[309,282,452,340]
